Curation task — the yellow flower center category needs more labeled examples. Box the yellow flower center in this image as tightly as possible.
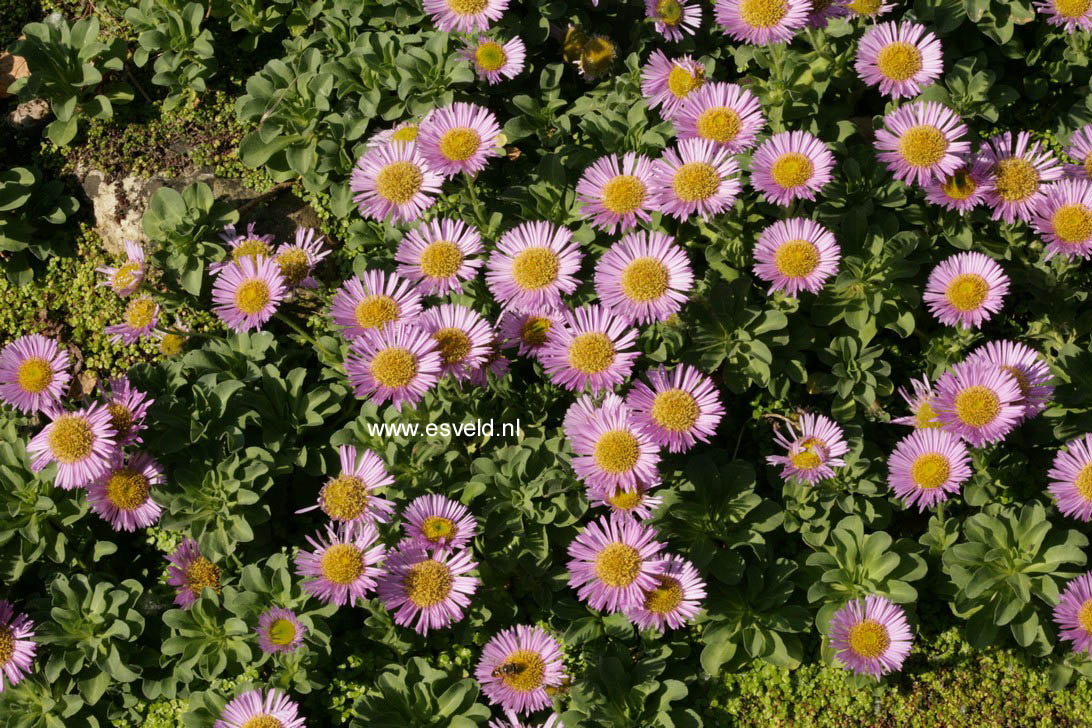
[899,125,948,168]
[267,618,297,646]
[354,295,399,330]
[914,400,942,429]
[774,239,820,279]
[15,357,52,394]
[650,388,700,432]
[433,327,472,366]
[241,717,283,728]
[321,474,370,521]
[847,619,891,659]
[656,0,685,23]
[994,158,1039,203]
[944,273,989,312]
[595,542,643,587]
[520,316,552,347]
[375,161,424,205]
[107,402,134,439]
[0,626,13,665]
[275,248,311,287]
[234,280,270,316]
[942,169,977,200]
[1084,153,1092,178]
[159,333,184,356]
[1079,599,1092,636]
[1074,464,1092,501]
[644,576,684,614]
[848,0,882,15]
[474,41,507,71]
[580,36,616,78]
[1001,365,1030,399]
[498,649,548,692]
[875,42,924,82]
[111,261,141,292]
[511,247,560,291]
[370,347,418,389]
[448,0,487,14]
[593,429,641,473]
[672,162,720,202]
[1052,204,1092,244]
[789,437,824,471]
[422,515,457,542]
[391,125,419,143]
[319,543,364,585]
[600,175,647,214]
[438,127,482,162]
[567,332,615,374]
[418,240,463,278]
[953,385,1001,427]
[696,107,742,144]
[910,453,950,489]
[184,557,221,596]
[1054,0,1092,17]
[667,65,704,99]
[738,0,788,28]
[47,415,95,464]
[232,239,271,264]
[124,297,157,330]
[105,469,150,510]
[769,153,814,189]
[620,257,670,302]
[607,488,643,511]
[403,559,454,607]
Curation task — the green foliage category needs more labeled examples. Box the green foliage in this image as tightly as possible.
[125,0,218,111]
[142,181,238,295]
[0,166,79,283]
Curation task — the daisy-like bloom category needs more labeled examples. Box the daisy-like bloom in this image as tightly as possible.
[27,404,116,490]
[488,714,563,728]
[396,218,483,296]
[652,138,741,221]
[750,131,835,206]
[1035,0,1092,32]
[377,545,479,635]
[1065,124,1092,180]
[366,112,435,149]
[640,50,706,120]
[96,240,146,297]
[567,395,662,493]
[211,257,287,334]
[626,364,725,453]
[829,595,912,678]
[417,304,494,381]
[714,0,811,45]
[213,688,306,728]
[886,428,971,511]
[563,391,627,437]
[466,343,511,388]
[855,21,943,100]
[966,340,1053,423]
[165,538,221,609]
[540,305,639,394]
[807,0,849,28]
[350,141,442,224]
[923,156,993,215]
[577,35,616,81]
[0,600,35,692]
[418,102,501,178]
[485,221,583,313]
[874,103,970,187]
[86,452,164,531]
[461,35,526,84]
[646,0,703,41]
[567,513,666,613]
[295,522,386,607]
[846,0,894,17]
[922,252,1009,330]
[498,309,560,360]
[102,376,153,447]
[298,445,396,524]
[423,0,508,33]
[891,375,942,429]
[588,483,664,521]
[330,270,424,339]
[1032,179,1092,259]
[476,625,567,716]
[256,607,306,655]
[106,295,160,345]
[766,412,848,485]
[931,360,1023,447]
[595,231,694,326]
[674,82,765,154]
[624,554,706,631]
[979,131,1063,224]
[274,227,330,289]
[344,322,442,411]
[210,223,276,276]
[1054,572,1092,656]
[575,153,656,234]
[0,334,70,414]
[752,217,840,297]
[403,494,478,551]
[1048,434,1092,522]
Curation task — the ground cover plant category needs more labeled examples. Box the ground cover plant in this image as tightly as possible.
[4,0,1092,726]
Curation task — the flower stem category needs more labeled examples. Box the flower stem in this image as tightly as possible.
[463,172,490,235]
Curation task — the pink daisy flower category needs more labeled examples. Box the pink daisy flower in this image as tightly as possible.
[652,138,741,221]
[766,412,848,485]
[295,521,386,608]
[564,391,627,436]
[588,482,664,521]
[274,227,329,289]
[855,21,943,100]
[102,375,153,447]
[807,0,850,28]
[1033,179,1092,259]
[567,513,666,613]
[1065,124,1092,180]
[476,625,567,716]
[27,404,117,490]
[540,304,639,394]
[874,102,970,186]
[575,153,657,234]
[345,322,443,411]
[488,714,563,728]
[891,375,943,429]
[485,221,583,313]
[498,309,561,360]
[750,131,835,206]
[466,342,511,388]
[297,444,396,524]
[330,269,424,339]
[646,0,703,41]
[377,545,479,635]
[256,607,306,654]
[96,240,146,297]
[213,688,306,728]
[886,428,971,511]
[396,218,483,296]
[922,251,1009,330]
[350,142,442,223]
[0,333,71,414]
[210,223,276,276]
[418,102,502,178]
[594,230,694,325]
[1048,434,1092,522]
[753,217,840,297]
[423,0,509,33]
[674,82,766,153]
[922,155,993,215]
[1035,0,1092,32]
[829,595,913,677]
[932,360,1023,447]
[0,600,36,691]
[366,112,434,149]
[461,35,526,84]
[566,395,662,493]
[402,494,478,551]
[106,295,160,345]
[624,554,706,631]
[165,538,221,609]
[1054,572,1092,656]
[966,339,1053,423]
[211,257,286,333]
[626,364,725,453]
[640,50,706,120]
[86,451,164,531]
[980,131,1063,224]
[846,0,894,17]
[418,303,495,381]
[714,0,811,45]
